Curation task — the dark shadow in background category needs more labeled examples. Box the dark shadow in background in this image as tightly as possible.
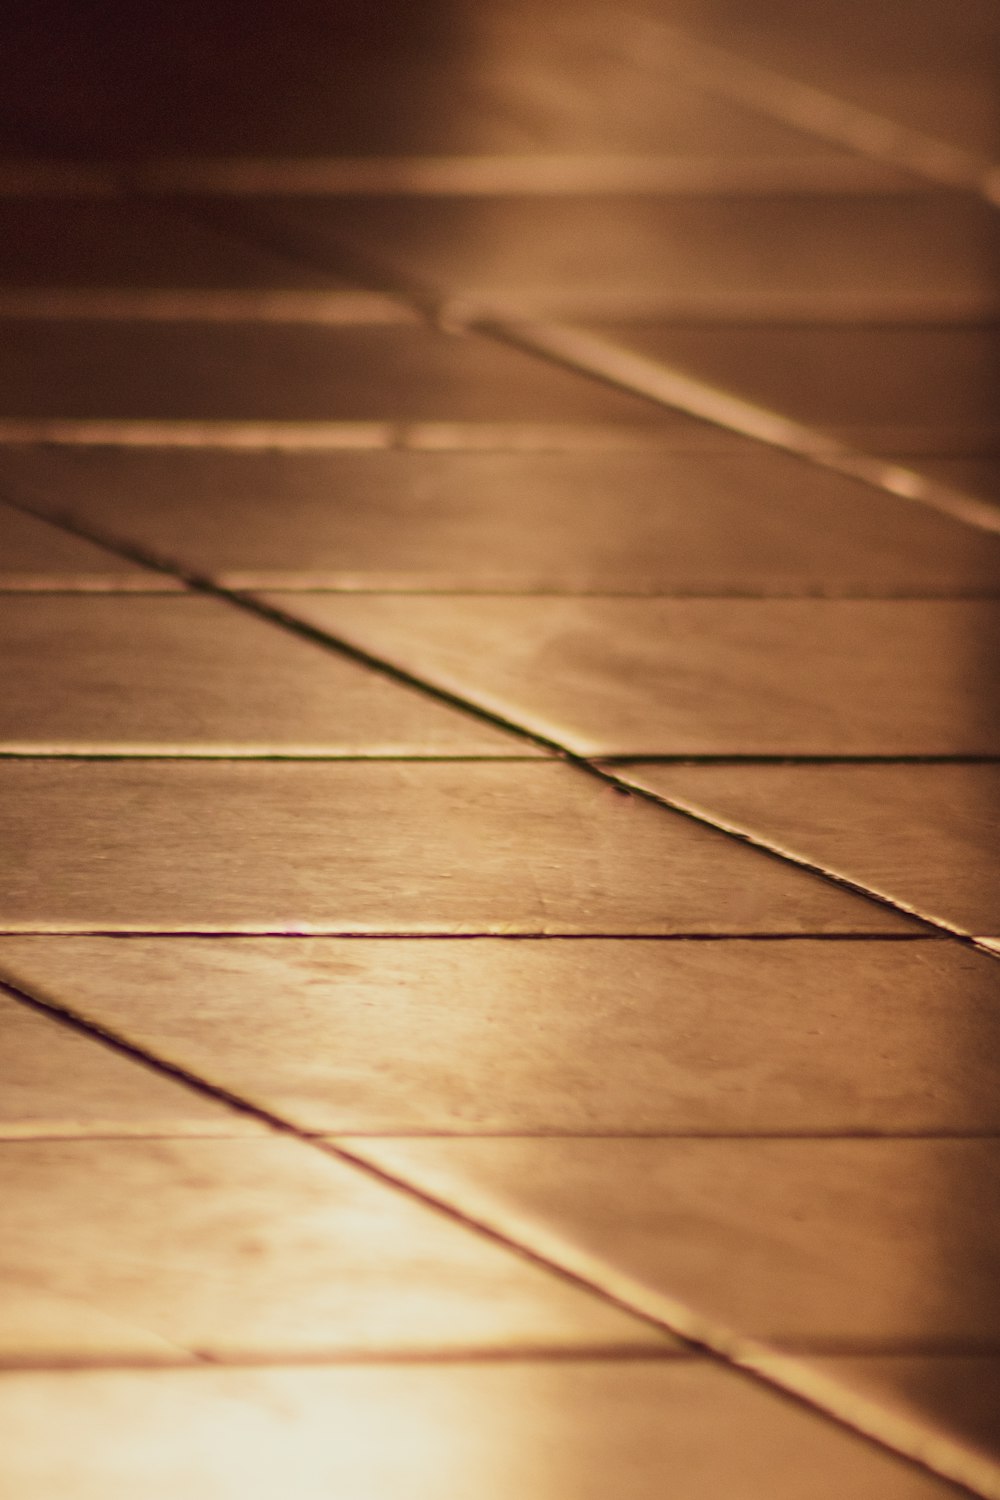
[2,0,470,159]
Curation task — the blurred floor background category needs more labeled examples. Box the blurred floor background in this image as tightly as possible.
[1,3,999,1496]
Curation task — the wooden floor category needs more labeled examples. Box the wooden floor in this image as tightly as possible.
[1,2,999,1495]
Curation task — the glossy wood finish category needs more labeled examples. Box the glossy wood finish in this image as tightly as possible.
[808,1357,1000,1476]
[0,761,910,933]
[592,324,1000,458]
[620,763,1000,936]
[4,444,998,595]
[0,1361,959,1500]
[356,1135,1000,1348]
[0,500,169,591]
[2,0,996,1491]
[0,936,996,1135]
[0,595,523,755]
[262,594,1000,755]
[0,990,255,1139]
[0,1136,659,1361]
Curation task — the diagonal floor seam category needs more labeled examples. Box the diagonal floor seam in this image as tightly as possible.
[487,319,1000,538]
[598,763,977,941]
[171,195,1000,541]
[601,755,1000,766]
[0,966,701,1354]
[2,423,992,1481]
[594,4,1000,203]
[2,21,996,1499]
[3,195,994,1480]
[0,963,990,1496]
[0,478,980,947]
[337,1139,996,1500]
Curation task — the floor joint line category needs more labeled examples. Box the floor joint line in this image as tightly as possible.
[0,482,979,948]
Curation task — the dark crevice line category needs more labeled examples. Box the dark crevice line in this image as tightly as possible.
[0,900,986,1491]
[169,188,1000,1499]
[596,762,950,937]
[0,485,571,763]
[325,1128,1000,1142]
[0,930,948,941]
[0,483,973,946]
[7,933,986,1487]
[36,461,966,957]
[0,513,959,951]
[173,198,1000,557]
[0,969,701,1360]
[0,973,295,1136]
[314,1142,708,1355]
[177,230,999,939]
[238,591,577,760]
[5,931,987,1484]
[235,588,1000,600]
[176,196,1000,554]
[600,754,1000,766]
[5,239,995,1496]
[4,750,1000,766]
[0,752,545,763]
[0,622,986,1386]
[330,1142,988,1500]
[333,1139,738,1357]
[483,319,1000,538]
